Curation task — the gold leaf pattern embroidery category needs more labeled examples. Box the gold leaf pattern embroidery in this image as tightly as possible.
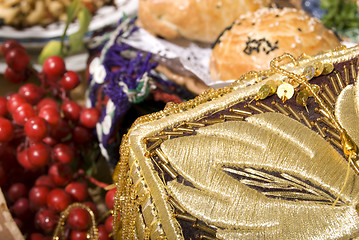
[335,84,359,146]
[161,113,359,239]
[113,47,359,239]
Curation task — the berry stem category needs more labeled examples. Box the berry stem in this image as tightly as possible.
[75,169,109,189]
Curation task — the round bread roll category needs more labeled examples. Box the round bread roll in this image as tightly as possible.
[138,0,271,43]
[210,8,341,81]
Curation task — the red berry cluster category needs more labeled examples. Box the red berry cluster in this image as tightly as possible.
[0,40,112,239]
[2,40,30,84]
[7,176,115,239]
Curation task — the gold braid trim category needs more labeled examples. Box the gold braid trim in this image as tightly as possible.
[53,203,98,240]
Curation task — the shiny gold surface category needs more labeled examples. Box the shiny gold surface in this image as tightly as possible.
[113,45,359,239]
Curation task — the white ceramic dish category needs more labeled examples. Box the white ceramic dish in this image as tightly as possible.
[0,0,138,49]
[0,0,138,73]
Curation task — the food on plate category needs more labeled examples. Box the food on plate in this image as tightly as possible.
[210,7,341,81]
[138,0,271,43]
[0,0,111,27]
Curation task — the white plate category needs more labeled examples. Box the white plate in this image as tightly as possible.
[0,0,138,73]
[0,0,138,49]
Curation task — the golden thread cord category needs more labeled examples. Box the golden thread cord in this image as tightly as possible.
[332,152,352,207]
[53,203,98,240]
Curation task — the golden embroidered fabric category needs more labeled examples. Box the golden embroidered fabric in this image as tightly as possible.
[113,45,359,239]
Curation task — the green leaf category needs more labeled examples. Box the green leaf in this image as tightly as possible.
[66,0,81,25]
[39,0,92,62]
[321,0,359,31]
[60,0,81,54]
[68,7,91,54]
[78,6,91,34]
[38,40,63,65]
[69,31,85,54]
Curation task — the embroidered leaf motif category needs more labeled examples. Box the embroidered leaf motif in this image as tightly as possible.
[223,167,340,204]
[160,112,359,239]
[335,84,359,146]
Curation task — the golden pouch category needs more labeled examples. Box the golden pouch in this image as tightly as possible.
[112,45,359,239]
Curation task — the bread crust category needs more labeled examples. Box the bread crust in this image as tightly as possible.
[210,8,341,81]
[138,0,270,43]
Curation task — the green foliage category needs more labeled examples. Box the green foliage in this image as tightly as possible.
[38,40,63,65]
[38,0,92,64]
[68,8,91,54]
[321,0,359,31]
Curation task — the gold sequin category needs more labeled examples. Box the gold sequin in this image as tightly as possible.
[277,83,294,102]
[296,89,309,106]
[313,62,324,77]
[302,65,316,80]
[322,62,334,75]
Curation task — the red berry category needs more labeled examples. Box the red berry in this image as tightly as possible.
[28,233,46,240]
[1,40,23,56]
[42,136,58,147]
[73,126,92,144]
[38,106,60,126]
[5,48,30,71]
[0,96,8,117]
[60,71,80,91]
[12,198,30,217]
[7,94,27,114]
[105,188,116,210]
[13,103,36,125]
[35,208,58,232]
[61,101,82,121]
[29,186,50,210]
[17,149,35,170]
[24,116,48,141]
[70,230,88,240]
[48,163,72,186]
[104,216,113,233]
[52,143,74,164]
[0,117,13,142]
[4,67,27,84]
[18,83,44,105]
[35,175,56,189]
[65,182,88,202]
[98,225,110,240]
[47,188,72,212]
[36,98,59,112]
[79,108,99,129]
[67,207,91,230]
[42,56,66,79]
[49,119,71,141]
[7,183,28,203]
[27,143,50,167]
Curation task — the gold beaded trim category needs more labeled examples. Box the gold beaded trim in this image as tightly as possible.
[53,203,98,240]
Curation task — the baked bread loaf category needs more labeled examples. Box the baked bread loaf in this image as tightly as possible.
[138,0,271,43]
[210,8,341,81]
